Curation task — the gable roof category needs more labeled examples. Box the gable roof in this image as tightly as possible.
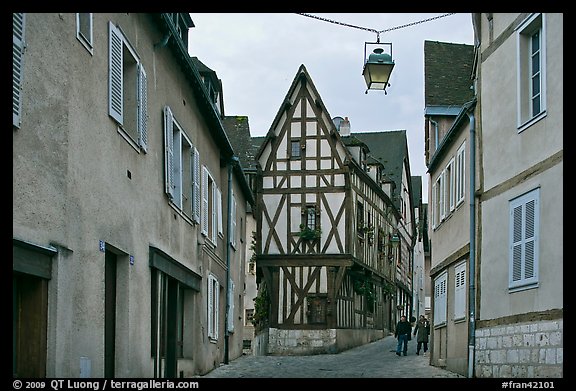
[424,40,475,107]
[255,64,345,162]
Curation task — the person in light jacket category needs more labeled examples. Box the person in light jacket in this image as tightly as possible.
[413,314,430,356]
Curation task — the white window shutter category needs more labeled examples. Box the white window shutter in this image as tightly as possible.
[137,64,148,152]
[163,106,174,199]
[454,263,466,319]
[192,147,201,223]
[227,279,235,333]
[214,186,221,241]
[511,204,523,283]
[214,278,219,340]
[108,22,123,124]
[201,167,209,236]
[208,275,214,339]
[13,13,25,129]
[509,189,539,289]
[524,199,536,279]
[231,191,237,247]
[434,273,447,325]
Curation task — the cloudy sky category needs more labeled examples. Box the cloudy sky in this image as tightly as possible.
[187,13,475,202]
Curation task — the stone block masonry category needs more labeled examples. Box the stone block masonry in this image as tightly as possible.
[475,319,563,377]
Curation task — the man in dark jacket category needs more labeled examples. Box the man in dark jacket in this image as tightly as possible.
[394,315,412,356]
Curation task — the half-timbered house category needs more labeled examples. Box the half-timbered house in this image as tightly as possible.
[254,65,406,354]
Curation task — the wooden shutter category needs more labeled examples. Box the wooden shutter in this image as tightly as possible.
[137,64,148,152]
[13,13,25,128]
[163,107,174,199]
[201,167,209,236]
[108,22,123,124]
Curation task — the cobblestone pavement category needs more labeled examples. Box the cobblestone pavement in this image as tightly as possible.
[196,335,465,378]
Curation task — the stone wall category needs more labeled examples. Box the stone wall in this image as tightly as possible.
[266,328,385,355]
[475,319,563,377]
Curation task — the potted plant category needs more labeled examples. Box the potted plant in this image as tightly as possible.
[299,224,321,241]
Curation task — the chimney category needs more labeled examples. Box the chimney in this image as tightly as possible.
[339,116,351,137]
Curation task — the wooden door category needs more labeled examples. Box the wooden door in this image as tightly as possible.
[13,272,48,377]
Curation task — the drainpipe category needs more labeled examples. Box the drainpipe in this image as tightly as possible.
[467,107,476,378]
[224,155,240,365]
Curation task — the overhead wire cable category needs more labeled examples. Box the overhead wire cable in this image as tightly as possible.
[296,13,456,41]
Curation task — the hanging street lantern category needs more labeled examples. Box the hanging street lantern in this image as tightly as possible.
[363,40,395,94]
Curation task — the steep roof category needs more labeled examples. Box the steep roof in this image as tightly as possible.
[424,40,475,107]
[351,130,409,211]
[411,176,422,208]
[221,116,259,171]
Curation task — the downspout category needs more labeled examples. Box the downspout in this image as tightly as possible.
[224,155,240,365]
[467,108,476,378]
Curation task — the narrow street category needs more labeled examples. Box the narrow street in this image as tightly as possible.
[197,335,464,378]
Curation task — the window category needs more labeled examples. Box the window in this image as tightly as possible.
[13,13,25,129]
[305,206,316,230]
[207,274,220,340]
[509,188,539,291]
[163,106,200,222]
[454,262,467,320]
[356,201,364,236]
[455,141,466,206]
[433,272,447,326]
[446,158,455,212]
[245,309,254,326]
[201,166,222,244]
[432,173,443,228]
[290,140,301,159]
[76,13,93,54]
[517,14,546,129]
[108,21,148,152]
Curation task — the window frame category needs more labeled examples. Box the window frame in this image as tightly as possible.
[201,166,222,244]
[516,13,547,132]
[163,106,200,222]
[455,141,466,206]
[76,13,93,54]
[207,274,220,341]
[108,21,148,152]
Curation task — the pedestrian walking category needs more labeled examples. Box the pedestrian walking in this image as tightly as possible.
[413,314,430,356]
[394,315,412,356]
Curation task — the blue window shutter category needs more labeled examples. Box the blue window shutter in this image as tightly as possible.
[108,22,123,124]
[137,64,148,152]
[192,147,201,223]
[163,106,174,199]
[201,166,209,236]
[13,13,25,128]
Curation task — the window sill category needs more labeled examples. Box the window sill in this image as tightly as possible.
[518,110,547,133]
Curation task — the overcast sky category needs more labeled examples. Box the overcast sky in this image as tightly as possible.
[187,13,475,203]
